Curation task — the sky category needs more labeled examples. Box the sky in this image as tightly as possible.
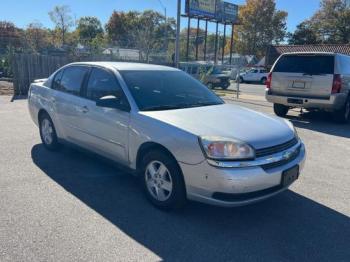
[1,0,321,33]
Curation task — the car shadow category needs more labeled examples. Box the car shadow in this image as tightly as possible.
[286,110,350,138]
[31,144,350,261]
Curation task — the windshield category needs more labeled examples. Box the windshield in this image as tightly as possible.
[273,55,334,75]
[120,70,224,111]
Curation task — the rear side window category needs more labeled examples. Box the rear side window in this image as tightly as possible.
[273,55,335,75]
[59,66,89,96]
[52,70,63,90]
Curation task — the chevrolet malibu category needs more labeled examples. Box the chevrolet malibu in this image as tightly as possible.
[28,62,306,209]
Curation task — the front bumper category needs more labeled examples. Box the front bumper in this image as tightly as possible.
[180,142,306,207]
[266,91,347,111]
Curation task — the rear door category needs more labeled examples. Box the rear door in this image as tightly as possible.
[271,54,335,99]
[53,65,90,144]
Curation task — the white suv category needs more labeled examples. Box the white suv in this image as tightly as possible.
[237,68,269,84]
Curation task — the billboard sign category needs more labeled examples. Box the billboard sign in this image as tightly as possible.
[216,1,239,23]
[223,2,238,22]
[186,0,217,18]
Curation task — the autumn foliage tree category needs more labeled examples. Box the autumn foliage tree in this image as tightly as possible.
[235,0,288,57]
[289,0,350,44]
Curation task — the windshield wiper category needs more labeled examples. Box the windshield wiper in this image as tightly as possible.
[141,102,222,111]
[141,105,183,111]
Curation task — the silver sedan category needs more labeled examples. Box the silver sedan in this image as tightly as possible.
[28,62,306,209]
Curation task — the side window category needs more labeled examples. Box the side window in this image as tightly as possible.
[59,66,89,96]
[86,68,129,107]
[52,69,63,90]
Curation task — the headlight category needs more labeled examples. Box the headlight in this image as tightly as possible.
[199,136,255,160]
[284,119,299,139]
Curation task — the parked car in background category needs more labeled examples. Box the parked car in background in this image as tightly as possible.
[237,67,269,84]
[266,52,350,123]
[179,62,231,90]
[28,62,305,209]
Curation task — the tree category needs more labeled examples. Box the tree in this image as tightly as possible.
[288,21,321,45]
[309,0,350,43]
[105,11,140,47]
[105,10,175,61]
[77,16,103,43]
[235,0,288,57]
[48,5,74,46]
[25,22,50,52]
[0,21,21,49]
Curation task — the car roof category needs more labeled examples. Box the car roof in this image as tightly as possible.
[67,61,180,71]
[281,52,337,56]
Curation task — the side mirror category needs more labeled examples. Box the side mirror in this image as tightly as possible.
[96,95,130,111]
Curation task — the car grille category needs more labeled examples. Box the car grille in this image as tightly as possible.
[255,137,298,158]
[261,144,301,170]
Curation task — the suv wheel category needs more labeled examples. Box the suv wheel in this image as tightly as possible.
[39,113,60,151]
[141,150,186,210]
[207,83,214,89]
[332,98,350,123]
[261,77,267,85]
[273,103,289,117]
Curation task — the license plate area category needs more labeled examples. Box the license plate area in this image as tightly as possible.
[287,98,303,104]
[281,165,299,187]
[292,81,305,89]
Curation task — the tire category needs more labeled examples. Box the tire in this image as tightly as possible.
[261,77,267,85]
[332,98,350,124]
[39,112,60,151]
[238,77,244,83]
[273,103,289,117]
[141,150,187,210]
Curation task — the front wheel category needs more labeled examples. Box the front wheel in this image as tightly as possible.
[332,98,350,123]
[273,103,289,117]
[141,150,187,210]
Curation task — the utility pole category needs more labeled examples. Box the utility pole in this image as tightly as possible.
[175,0,181,67]
[157,0,167,54]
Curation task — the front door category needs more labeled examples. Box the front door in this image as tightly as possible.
[78,67,130,164]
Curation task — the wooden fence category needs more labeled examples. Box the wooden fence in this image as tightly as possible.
[12,54,71,95]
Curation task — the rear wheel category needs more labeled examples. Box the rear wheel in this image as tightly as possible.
[141,150,186,210]
[332,98,350,123]
[39,113,60,151]
[273,103,289,117]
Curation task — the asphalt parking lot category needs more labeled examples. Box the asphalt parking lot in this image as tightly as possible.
[1,86,350,262]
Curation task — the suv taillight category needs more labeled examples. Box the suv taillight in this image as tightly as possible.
[266,72,272,89]
[332,74,342,94]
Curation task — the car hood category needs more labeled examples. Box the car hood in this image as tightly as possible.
[141,104,295,149]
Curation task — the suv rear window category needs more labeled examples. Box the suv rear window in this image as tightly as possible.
[273,55,334,75]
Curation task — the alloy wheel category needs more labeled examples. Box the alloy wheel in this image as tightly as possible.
[145,160,173,202]
[41,118,54,145]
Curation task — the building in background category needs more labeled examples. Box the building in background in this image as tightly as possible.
[265,44,350,68]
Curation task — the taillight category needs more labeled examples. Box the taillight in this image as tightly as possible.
[332,74,342,94]
[266,72,272,89]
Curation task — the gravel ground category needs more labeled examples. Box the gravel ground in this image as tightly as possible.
[0,81,13,96]
[0,92,349,262]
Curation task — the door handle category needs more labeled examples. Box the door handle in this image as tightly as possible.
[77,106,89,113]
